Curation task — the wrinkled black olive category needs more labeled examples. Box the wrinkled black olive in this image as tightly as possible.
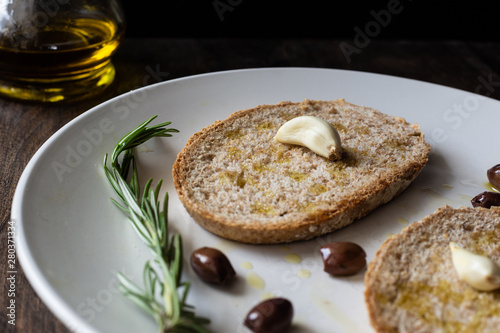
[244,298,293,333]
[471,191,500,209]
[190,247,235,285]
[487,164,500,190]
[320,242,366,276]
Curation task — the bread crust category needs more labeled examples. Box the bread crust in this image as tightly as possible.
[172,99,430,244]
[365,205,500,332]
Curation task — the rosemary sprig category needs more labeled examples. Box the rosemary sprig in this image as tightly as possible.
[103,116,211,333]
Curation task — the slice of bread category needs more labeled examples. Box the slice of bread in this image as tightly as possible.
[172,99,430,244]
[365,205,500,332]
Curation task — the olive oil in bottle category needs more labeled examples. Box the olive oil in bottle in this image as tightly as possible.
[0,2,125,103]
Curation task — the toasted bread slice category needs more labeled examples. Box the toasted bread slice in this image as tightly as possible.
[365,205,500,332]
[172,99,430,244]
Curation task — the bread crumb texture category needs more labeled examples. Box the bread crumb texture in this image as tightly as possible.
[365,205,500,333]
[173,99,430,243]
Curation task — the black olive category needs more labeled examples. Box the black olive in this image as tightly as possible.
[244,298,293,333]
[471,191,500,209]
[190,247,235,285]
[320,242,366,276]
[487,164,500,190]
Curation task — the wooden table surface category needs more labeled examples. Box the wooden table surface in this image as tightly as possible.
[2,38,500,333]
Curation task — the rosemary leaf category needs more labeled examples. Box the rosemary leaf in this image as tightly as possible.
[104,116,210,332]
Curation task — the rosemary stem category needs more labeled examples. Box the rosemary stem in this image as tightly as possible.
[104,117,210,333]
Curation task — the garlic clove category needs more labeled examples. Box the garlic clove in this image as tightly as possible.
[449,241,500,291]
[274,116,342,160]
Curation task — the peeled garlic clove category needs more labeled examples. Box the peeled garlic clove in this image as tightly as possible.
[274,116,342,160]
[449,242,500,291]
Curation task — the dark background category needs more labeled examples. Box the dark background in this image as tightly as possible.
[119,0,500,41]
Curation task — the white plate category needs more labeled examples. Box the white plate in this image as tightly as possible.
[12,67,500,333]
